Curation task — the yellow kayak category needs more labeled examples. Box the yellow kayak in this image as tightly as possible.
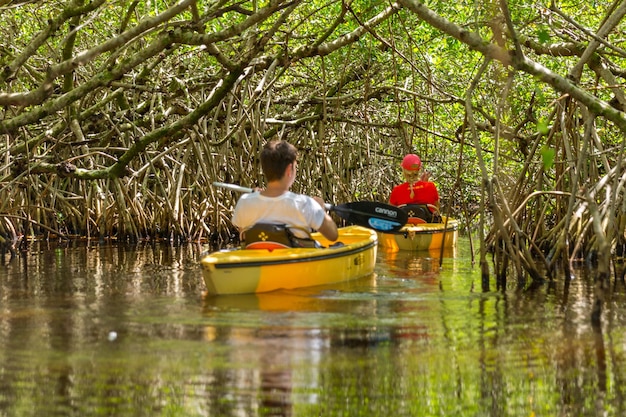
[201,225,377,295]
[377,216,459,252]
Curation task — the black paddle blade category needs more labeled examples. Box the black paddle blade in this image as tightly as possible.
[331,201,408,232]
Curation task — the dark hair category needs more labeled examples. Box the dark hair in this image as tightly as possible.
[260,140,298,182]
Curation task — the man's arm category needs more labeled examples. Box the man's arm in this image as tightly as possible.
[313,196,339,241]
[317,213,339,241]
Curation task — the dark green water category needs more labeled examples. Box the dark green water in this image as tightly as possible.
[0,240,625,416]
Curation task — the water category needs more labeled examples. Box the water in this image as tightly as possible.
[1,240,625,416]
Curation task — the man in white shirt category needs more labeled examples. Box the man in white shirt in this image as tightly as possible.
[232,140,338,243]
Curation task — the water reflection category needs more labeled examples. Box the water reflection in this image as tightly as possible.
[0,241,625,415]
[0,242,206,416]
[379,248,449,280]
[201,324,299,417]
[203,274,376,312]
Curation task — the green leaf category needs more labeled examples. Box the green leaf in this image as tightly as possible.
[537,28,550,44]
[540,146,555,170]
[537,119,549,135]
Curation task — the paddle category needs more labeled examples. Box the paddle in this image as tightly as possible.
[213,181,408,232]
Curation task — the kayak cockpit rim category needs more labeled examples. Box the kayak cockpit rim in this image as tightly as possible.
[208,240,377,269]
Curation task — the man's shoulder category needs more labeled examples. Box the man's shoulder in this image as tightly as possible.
[237,192,259,202]
[282,191,311,201]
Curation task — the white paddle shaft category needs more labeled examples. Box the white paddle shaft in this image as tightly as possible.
[213,182,253,193]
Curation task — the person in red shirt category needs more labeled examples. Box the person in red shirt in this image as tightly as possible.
[389,154,439,221]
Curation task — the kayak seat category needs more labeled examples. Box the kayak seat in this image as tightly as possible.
[398,204,442,224]
[243,223,318,250]
[407,217,427,225]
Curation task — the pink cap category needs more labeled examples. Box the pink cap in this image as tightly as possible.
[401,154,421,171]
